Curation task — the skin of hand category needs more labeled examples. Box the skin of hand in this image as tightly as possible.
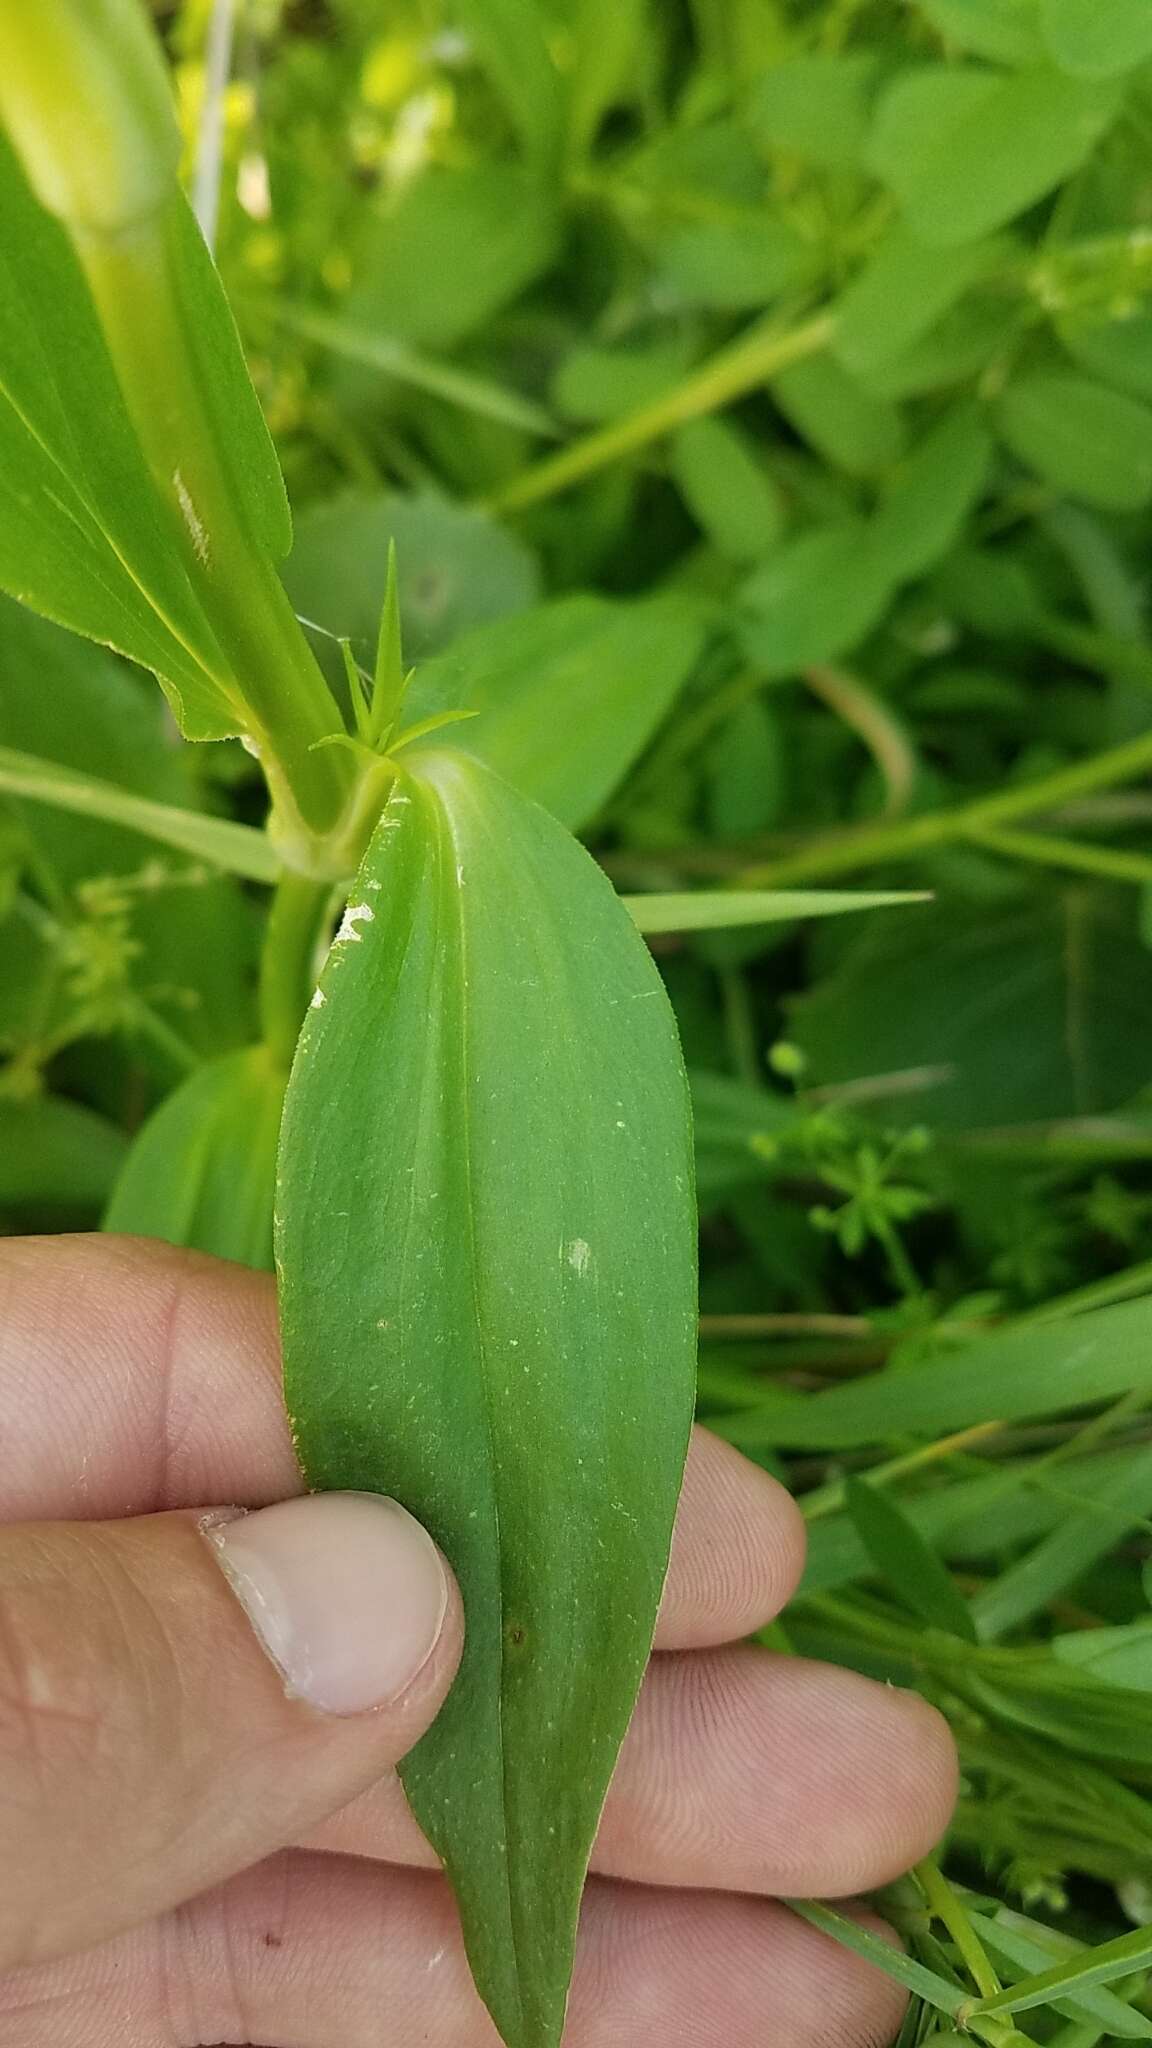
[0,1235,957,2047]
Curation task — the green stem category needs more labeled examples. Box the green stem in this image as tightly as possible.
[77,202,351,842]
[914,1856,1002,2001]
[484,309,835,515]
[737,727,1152,889]
[259,874,333,1071]
[964,824,1152,888]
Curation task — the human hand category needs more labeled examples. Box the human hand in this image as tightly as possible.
[0,1235,955,2044]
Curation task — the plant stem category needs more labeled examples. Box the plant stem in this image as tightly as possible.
[259,873,333,1070]
[77,201,351,841]
[484,310,835,514]
[965,824,1152,888]
[737,726,1152,889]
[914,1856,1002,2001]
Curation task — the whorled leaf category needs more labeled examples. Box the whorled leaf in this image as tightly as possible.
[277,750,697,2048]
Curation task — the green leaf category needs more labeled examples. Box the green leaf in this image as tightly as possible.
[0,138,236,734]
[995,371,1152,509]
[277,752,697,2048]
[653,217,812,311]
[1065,313,1152,402]
[749,54,883,166]
[913,0,1046,64]
[835,226,1009,376]
[566,0,648,156]
[1053,1613,1152,1688]
[449,0,564,166]
[972,1445,1152,1639]
[846,1477,978,1639]
[785,1899,967,2016]
[772,353,906,476]
[791,896,1152,1129]
[284,490,541,670]
[1041,0,1152,77]
[624,890,928,933]
[723,1291,1152,1450]
[974,1910,1152,2038]
[403,594,708,830]
[0,747,278,884]
[740,521,895,674]
[870,406,993,582]
[346,165,558,352]
[105,1046,283,1269]
[670,415,784,561]
[276,307,559,437]
[971,1922,1152,2019]
[0,1093,126,1209]
[553,338,692,422]
[866,64,1121,245]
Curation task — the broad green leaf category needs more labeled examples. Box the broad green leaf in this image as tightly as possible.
[845,1477,978,1639]
[1053,1614,1152,1688]
[1041,0,1152,77]
[740,521,895,674]
[0,747,278,884]
[346,165,558,352]
[284,490,541,670]
[791,896,1152,1129]
[0,595,193,887]
[835,227,1009,375]
[749,54,883,166]
[870,407,992,582]
[624,890,928,933]
[277,752,697,2048]
[449,0,564,166]
[553,338,692,422]
[566,0,648,156]
[866,65,1121,245]
[1066,313,1152,401]
[0,1093,126,1209]
[105,1046,283,1268]
[706,696,785,836]
[913,0,1046,64]
[0,138,237,735]
[403,594,708,830]
[723,1292,1152,1450]
[772,353,906,476]
[995,372,1152,509]
[653,217,812,311]
[670,415,784,561]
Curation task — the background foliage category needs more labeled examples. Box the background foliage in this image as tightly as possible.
[10,0,1152,2033]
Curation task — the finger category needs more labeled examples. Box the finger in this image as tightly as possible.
[0,1233,804,1647]
[0,1496,461,1972]
[306,1647,957,1897]
[0,1851,909,2047]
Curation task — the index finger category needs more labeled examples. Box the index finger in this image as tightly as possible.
[0,1233,804,1647]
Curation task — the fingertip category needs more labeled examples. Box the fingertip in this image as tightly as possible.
[657,1429,806,1649]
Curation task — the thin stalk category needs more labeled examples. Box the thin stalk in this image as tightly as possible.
[77,201,351,841]
[737,727,1152,889]
[800,1421,1005,1523]
[484,310,835,514]
[914,1856,1001,2002]
[259,873,333,1071]
[965,824,1152,888]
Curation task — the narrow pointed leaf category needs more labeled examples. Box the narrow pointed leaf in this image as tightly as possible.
[0,746,279,882]
[846,1477,978,1641]
[624,889,929,933]
[971,1922,1152,2018]
[277,751,697,2048]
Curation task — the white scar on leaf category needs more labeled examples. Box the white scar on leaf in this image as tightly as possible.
[336,902,375,944]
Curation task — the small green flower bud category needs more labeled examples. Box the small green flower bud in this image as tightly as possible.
[0,0,178,233]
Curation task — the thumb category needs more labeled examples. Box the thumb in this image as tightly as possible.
[0,1492,461,1971]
